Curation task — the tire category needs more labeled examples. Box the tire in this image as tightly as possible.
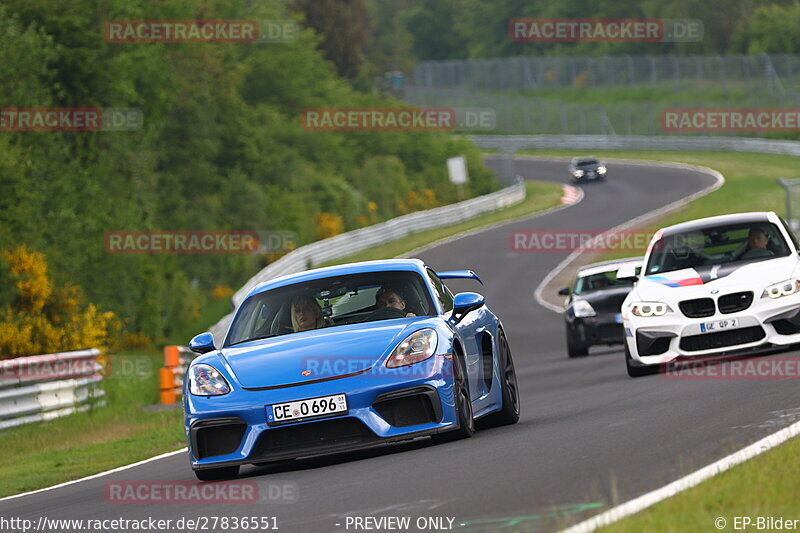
[432,348,474,443]
[625,342,658,378]
[480,331,520,428]
[566,323,589,358]
[194,465,240,481]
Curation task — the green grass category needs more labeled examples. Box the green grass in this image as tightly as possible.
[518,149,800,531]
[598,435,800,533]
[319,180,564,267]
[0,351,184,497]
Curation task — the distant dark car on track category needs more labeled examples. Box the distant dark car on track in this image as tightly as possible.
[559,257,642,358]
[568,156,607,184]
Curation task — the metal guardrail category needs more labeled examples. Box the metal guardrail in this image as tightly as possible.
[0,349,105,431]
[159,345,197,405]
[207,179,527,340]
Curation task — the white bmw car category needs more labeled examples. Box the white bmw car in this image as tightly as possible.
[618,211,800,377]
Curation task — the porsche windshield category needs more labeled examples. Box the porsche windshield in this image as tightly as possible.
[645,221,792,276]
[226,271,436,346]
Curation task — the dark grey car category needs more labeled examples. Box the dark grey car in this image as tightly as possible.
[559,258,641,358]
[568,156,607,184]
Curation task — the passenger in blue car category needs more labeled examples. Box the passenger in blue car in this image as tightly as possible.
[375,286,416,317]
[291,294,324,332]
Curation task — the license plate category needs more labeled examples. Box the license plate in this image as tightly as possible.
[267,393,347,426]
[614,313,623,324]
[700,318,739,333]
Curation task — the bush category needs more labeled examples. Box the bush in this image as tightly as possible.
[0,246,119,358]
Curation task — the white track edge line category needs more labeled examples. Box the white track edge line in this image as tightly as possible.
[0,448,187,503]
[560,419,800,533]
[533,160,725,314]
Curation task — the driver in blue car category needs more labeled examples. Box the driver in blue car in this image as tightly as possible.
[375,286,416,317]
[291,294,325,332]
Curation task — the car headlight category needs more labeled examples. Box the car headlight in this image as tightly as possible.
[573,169,584,177]
[385,329,437,368]
[573,299,596,317]
[597,166,607,174]
[630,302,672,317]
[762,279,800,299]
[188,364,231,396]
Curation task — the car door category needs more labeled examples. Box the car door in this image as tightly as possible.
[425,268,485,400]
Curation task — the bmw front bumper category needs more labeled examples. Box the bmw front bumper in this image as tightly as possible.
[623,297,800,365]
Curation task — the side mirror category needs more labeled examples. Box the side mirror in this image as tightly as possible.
[189,332,216,354]
[451,292,485,323]
[558,287,570,296]
[616,264,639,282]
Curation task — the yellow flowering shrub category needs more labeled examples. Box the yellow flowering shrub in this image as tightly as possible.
[211,285,234,301]
[0,246,120,358]
[315,213,344,240]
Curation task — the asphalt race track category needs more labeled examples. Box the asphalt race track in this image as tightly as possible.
[3,158,799,533]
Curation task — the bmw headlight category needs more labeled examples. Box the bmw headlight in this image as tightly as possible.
[573,299,596,318]
[385,329,437,368]
[573,169,584,177]
[188,364,231,396]
[597,166,607,174]
[762,279,800,299]
[630,302,672,317]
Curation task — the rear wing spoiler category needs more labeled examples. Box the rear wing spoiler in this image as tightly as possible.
[435,270,483,285]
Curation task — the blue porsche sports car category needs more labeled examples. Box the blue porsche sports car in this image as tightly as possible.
[184,259,519,480]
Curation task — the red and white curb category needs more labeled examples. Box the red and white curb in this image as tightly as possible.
[561,184,581,205]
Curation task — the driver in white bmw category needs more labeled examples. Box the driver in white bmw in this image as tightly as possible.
[620,212,800,377]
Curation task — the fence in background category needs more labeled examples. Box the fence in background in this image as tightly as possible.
[159,346,197,405]
[206,179,527,341]
[0,349,105,431]
[403,86,800,136]
[413,53,799,93]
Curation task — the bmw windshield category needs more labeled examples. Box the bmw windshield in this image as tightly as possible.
[645,221,792,276]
